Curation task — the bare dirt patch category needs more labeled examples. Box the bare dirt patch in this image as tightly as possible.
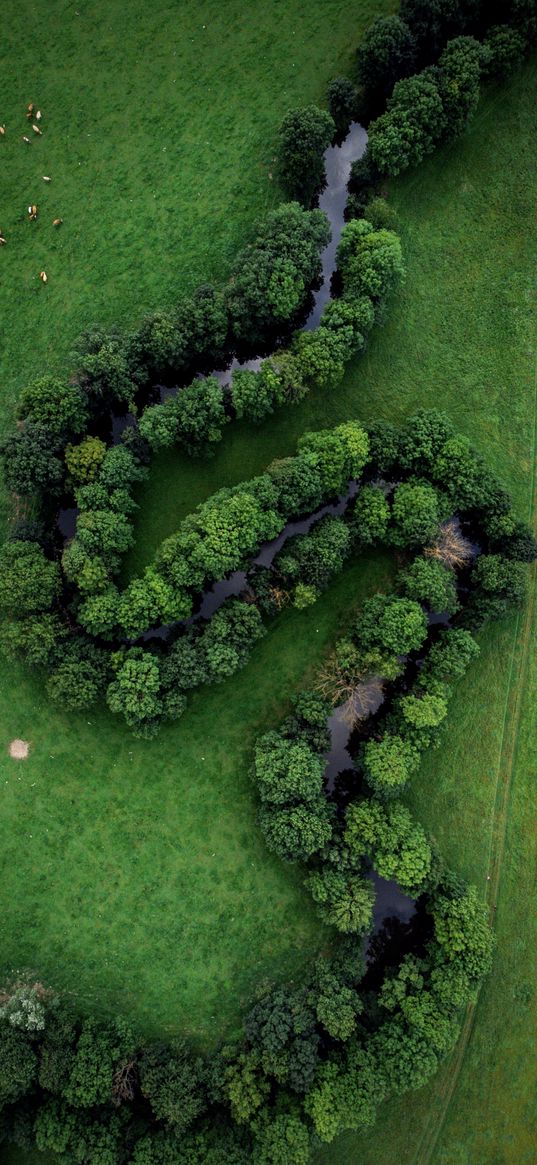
[9,739,29,760]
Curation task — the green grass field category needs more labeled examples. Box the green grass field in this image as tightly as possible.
[1,4,537,1163]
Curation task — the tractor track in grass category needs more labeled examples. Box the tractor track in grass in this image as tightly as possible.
[411,301,537,1165]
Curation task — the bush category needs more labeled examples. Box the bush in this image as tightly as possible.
[277,106,336,205]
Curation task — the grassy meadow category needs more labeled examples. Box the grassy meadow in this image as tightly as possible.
[1,4,537,1165]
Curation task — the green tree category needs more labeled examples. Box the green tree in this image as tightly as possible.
[307,868,375,934]
[367,69,446,176]
[74,328,139,407]
[345,799,432,893]
[431,882,494,986]
[106,650,163,736]
[355,15,417,105]
[17,375,88,440]
[304,1043,382,1142]
[139,1041,206,1131]
[351,486,390,545]
[0,613,67,666]
[421,627,479,683]
[255,733,324,805]
[174,376,227,457]
[65,436,107,484]
[438,35,483,140]
[277,105,335,205]
[398,555,459,614]
[390,480,443,547]
[357,594,428,656]
[361,733,421,795]
[226,203,329,348]
[0,423,65,496]
[0,1023,37,1106]
[252,1117,311,1165]
[77,587,121,639]
[327,76,358,135]
[63,1016,133,1108]
[483,23,526,75]
[336,219,405,310]
[0,541,60,615]
[46,641,110,711]
[259,800,333,863]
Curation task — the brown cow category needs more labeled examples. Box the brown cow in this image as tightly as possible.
[52,218,63,227]
[39,271,47,283]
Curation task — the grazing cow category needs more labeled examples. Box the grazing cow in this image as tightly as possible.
[39,271,48,283]
[28,205,38,220]
[0,235,6,245]
[26,103,34,119]
[32,124,42,135]
[36,110,42,121]
[0,126,5,137]
[52,218,63,227]
[22,135,30,143]
[42,175,51,182]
